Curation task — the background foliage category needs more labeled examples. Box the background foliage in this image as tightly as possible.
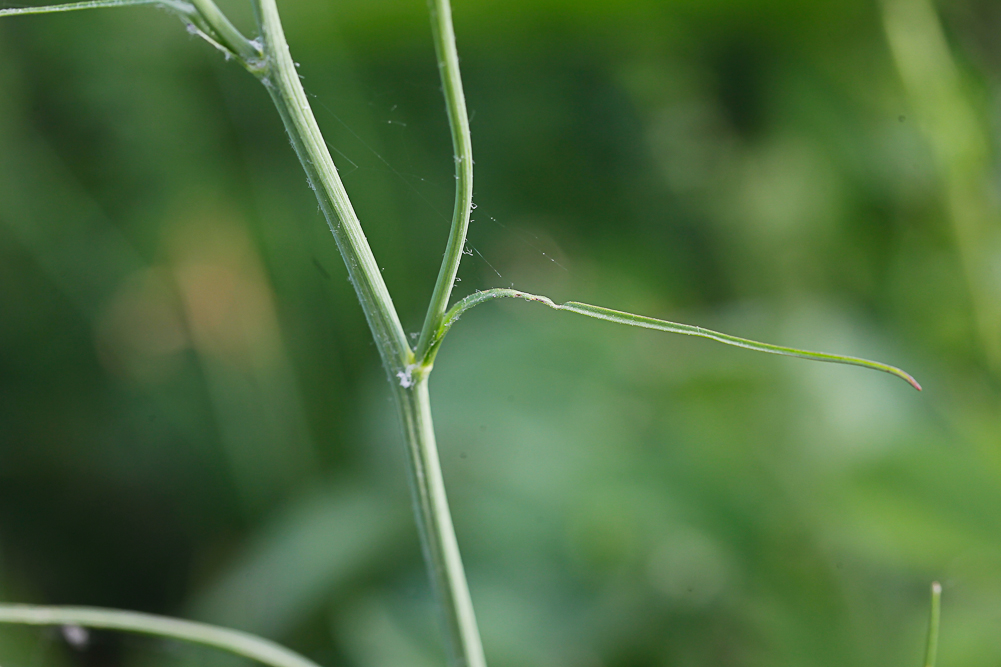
[1,0,1000,665]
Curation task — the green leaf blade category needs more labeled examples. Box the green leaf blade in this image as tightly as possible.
[435,288,921,390]
[560,300,922,390]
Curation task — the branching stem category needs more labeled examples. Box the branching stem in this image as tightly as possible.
[249,2,485,665]
[0,4,923,667]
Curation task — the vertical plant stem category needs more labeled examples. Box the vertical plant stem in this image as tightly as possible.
[249,1,486,664]
[396,380,486,667]
[924,582,942,667]
[415,0,474,367]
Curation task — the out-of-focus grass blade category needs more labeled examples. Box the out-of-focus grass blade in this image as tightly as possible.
[437,288,921,390]
[0,604,322,667]
[924,582,941,667]
[0,0,186,17]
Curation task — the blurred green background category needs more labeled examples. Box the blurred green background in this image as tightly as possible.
[1,0,1001,665]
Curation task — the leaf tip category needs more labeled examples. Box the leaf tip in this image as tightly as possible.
[887,364,921,391]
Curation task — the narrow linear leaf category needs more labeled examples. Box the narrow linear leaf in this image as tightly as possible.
[0,604,322,667]
[924,582,942,667]
[0,0,186,17]
[435,288,921,390]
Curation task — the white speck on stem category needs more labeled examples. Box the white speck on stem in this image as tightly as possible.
[396,364,417,388]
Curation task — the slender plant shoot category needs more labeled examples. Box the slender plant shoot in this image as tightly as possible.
[0,1,923,667]
[924,582,942,667]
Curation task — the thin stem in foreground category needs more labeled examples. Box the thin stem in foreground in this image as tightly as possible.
[414,0,475,368]
[924,582,942,667]
[395,381,486,667]
[250,0,411,375]
[0,605,322,667]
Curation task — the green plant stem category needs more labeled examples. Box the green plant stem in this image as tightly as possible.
[396,379,486,667]
[414,0,474,368]
[0,0,167,17]
[251,0,411,375]
[924,582,941,667]
[187,0,260,64]
[0,0,262,71]
[249,2,485,665]
[0,604,322,667]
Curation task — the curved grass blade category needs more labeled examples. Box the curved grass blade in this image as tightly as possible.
[0,604,322,667]
[431,288,921,390]
[924,582,942,667]
[0,0,187,17]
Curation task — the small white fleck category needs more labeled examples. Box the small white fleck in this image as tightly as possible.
[396,364,416,388]
[62,625,89,649]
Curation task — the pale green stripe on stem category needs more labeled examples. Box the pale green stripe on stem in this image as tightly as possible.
[0,604,322,667]
[432,288,921,390]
